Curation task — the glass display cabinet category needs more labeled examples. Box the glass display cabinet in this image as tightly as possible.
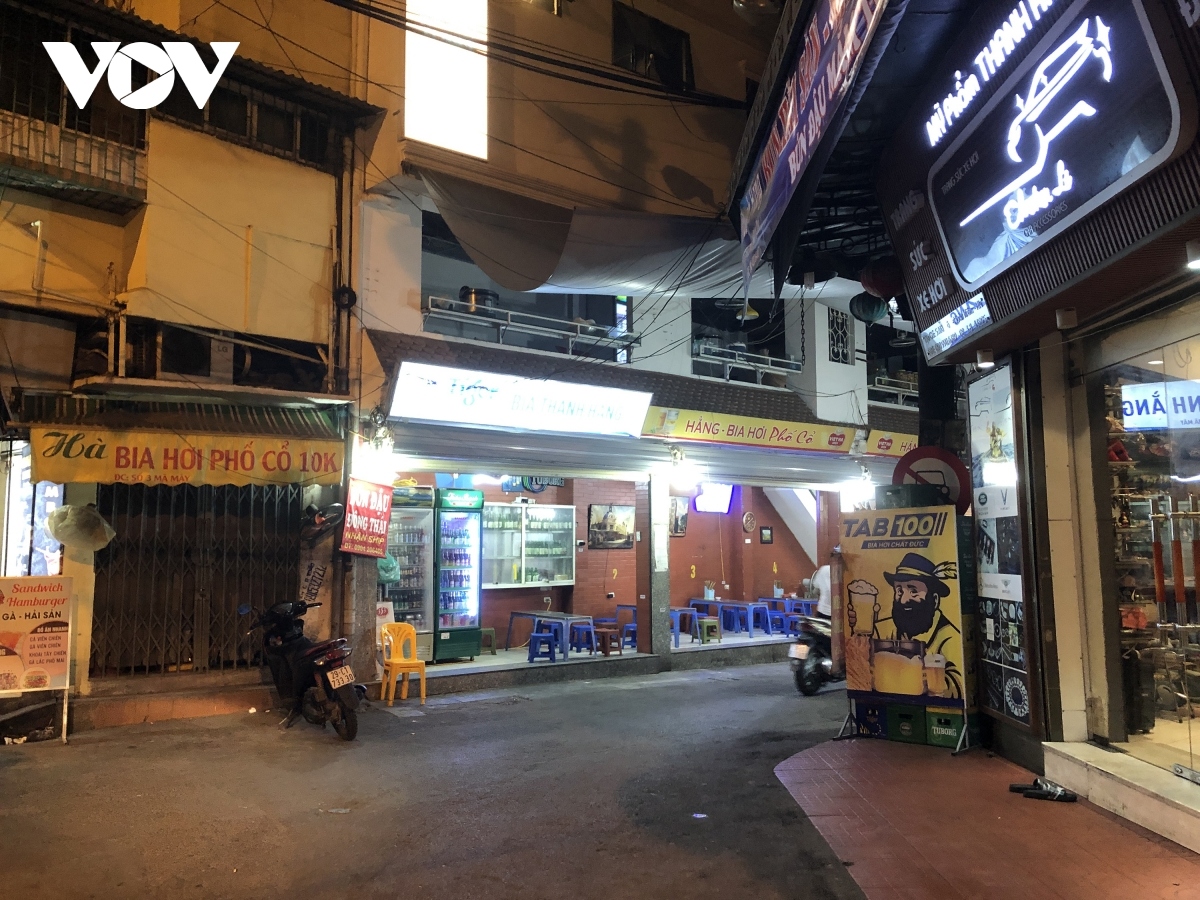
[482,503,576,588]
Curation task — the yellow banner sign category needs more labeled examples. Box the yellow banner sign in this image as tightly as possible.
[30,427,343,487]
[864,430,919,458]
[642,406,854,454]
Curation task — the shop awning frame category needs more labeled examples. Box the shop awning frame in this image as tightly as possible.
[385,420,896,489]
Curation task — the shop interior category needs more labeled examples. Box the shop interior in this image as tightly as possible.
[1102,331,1200,775]
[0,440,62,579]
[378,467,830,674]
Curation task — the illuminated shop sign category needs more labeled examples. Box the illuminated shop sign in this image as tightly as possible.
[928,0,1182,290]
[1120,380,1200,430]
[925,0,1057,147]
[919,294,993,358]
[389,362,653,438]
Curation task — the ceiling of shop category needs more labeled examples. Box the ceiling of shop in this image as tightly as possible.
[789,0,980,272]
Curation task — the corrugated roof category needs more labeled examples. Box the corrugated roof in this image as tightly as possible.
[368,331,854,426]
[18,394,344,440]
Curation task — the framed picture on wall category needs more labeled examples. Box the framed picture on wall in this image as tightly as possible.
[669,496,689,537]
[588,504,635,549]
[760,526,773,544]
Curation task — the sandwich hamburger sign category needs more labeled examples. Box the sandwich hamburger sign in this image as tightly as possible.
[0,577,73,695]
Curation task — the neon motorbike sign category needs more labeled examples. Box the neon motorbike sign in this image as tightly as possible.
[927,0,1182,290]
[960,16,1111,228]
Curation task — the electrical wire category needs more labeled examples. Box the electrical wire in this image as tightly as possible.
[315,0,746,108]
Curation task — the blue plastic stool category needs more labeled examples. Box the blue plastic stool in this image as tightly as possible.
[528,630,558,663]
[752,606,773,634]
[569,623,597,654]
[535,619,564,645]
[767,609,788,633]
[622,622,638,649]
[723,607,748,634]
[593,616,617,627]
[784,614,804,635]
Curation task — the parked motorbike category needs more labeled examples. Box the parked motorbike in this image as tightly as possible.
[789,615,835,696]
[240,600,364,741]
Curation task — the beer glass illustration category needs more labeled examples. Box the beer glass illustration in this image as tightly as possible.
[846,579,879,636]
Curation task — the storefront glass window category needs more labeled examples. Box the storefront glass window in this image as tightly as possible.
[1103,339,1200,775]
[1,441,63,577]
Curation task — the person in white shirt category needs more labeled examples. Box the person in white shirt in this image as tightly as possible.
[813,564,831,618]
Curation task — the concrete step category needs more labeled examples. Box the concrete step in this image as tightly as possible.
[1044,741,1200,853]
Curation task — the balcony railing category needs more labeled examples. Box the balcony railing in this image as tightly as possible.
[867,375,920,408]
[691,341,802,386]
[422,295,641,357]
[0,109,147,213]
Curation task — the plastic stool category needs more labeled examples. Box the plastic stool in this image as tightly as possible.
[569,623,596,654]
[784,614,804,635]
[480,627,497,655]
[594,627,621,656]
[528,631,558,663]
[534,619,564,647]
[698,616,721,644]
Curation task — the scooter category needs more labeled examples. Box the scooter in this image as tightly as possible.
[240,600,364,741]
[789,615,835,696]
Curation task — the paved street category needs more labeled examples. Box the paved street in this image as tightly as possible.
[0,664,861,900]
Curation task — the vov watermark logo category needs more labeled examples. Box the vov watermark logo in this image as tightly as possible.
[42,41,239,110]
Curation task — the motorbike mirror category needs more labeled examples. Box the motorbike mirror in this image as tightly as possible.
[237,603,252,616]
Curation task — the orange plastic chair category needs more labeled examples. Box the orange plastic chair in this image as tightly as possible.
[381,622,426,706]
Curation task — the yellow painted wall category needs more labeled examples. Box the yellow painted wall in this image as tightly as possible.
[0,191,125,312]
[447,0,760,215]
[132,0,355,96]
[122,120,337,344]
[130,0,759,215]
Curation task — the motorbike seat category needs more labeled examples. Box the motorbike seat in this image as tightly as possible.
[298,638,349,659]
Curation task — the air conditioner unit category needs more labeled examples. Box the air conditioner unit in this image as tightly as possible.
[156,325,234,385]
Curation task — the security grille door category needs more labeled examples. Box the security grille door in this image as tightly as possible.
[91,483,303,678]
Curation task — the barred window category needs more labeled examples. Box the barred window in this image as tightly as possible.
[829,308,853,365]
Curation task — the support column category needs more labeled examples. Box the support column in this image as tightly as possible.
[648,471,672,661]
[61,483,97,697]
[348,555,379,681]
[818,491,844,674]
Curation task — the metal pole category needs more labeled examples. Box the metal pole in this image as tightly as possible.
[61,595,74,744]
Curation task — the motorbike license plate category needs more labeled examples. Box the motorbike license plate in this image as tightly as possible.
[326,664,355,690]
[788,643,810,660]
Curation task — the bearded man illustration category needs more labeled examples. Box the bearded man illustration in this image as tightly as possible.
[847,552,962,698]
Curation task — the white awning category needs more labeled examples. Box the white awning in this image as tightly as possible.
[386,420,896,488]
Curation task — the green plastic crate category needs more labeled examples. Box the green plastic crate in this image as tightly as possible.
[886,705,927,744]
[926,707,964,748]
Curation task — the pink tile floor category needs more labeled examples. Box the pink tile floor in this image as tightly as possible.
[775,739,1200,900]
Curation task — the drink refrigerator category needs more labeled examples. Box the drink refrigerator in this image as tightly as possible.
[433,488,484,662]
[385,486,435,636]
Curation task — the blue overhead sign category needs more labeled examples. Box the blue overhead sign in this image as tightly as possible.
[739,0,890,294]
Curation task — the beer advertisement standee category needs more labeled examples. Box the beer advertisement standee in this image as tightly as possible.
[840,506,976,749]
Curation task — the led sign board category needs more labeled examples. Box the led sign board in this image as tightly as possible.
[694,483,734,514]
[919,294,993,358]
[925,0,1058,147]
[1120,380,1200,431]
[389,362,653,438]
[929,0,1182,289]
